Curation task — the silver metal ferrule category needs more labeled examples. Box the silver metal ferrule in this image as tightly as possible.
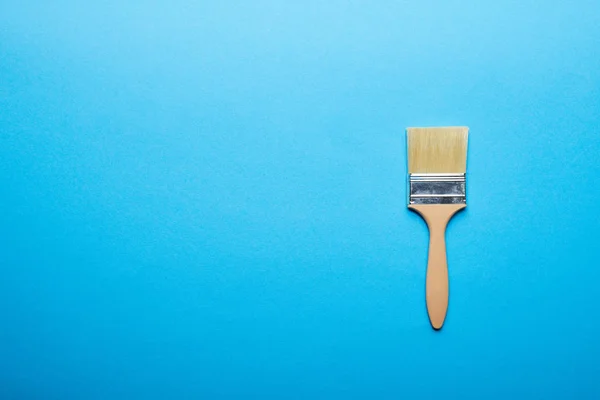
[408,173,466,205]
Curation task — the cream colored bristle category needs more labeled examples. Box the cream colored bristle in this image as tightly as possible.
[407,127,468,173]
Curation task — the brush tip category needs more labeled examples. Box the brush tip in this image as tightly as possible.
[407,127,469,174]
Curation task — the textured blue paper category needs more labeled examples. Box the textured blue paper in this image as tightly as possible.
[1,1,600,398]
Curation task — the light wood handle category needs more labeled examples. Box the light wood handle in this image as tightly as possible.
[408,204,465,330]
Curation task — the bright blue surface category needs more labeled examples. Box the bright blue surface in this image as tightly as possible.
[1,1,599,398]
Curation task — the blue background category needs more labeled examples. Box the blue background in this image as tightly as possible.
[1,1,599,398]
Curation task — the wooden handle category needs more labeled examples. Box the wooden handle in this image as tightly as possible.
[408,204,465,330]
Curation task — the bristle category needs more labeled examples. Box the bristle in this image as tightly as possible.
[407,127,468,173]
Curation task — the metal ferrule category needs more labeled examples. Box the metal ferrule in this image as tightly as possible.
[408,173,466,205]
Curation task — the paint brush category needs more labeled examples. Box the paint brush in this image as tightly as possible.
[407,127,469,330]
